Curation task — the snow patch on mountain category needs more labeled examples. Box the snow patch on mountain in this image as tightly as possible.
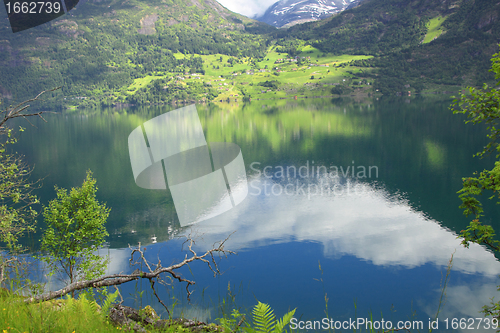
[257,0,362,28]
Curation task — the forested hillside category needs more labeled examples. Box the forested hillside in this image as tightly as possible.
[372,0,500,93]
[283,0,500,93]
[0,0,273,108]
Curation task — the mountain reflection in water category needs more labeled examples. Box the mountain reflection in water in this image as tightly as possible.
[10,98,500,332]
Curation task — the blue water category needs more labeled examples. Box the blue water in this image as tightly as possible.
[11,97,500,332]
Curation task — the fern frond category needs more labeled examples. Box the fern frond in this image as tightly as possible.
[101,289,119,318]
[274,308,296,333]
[78,293,88,307]
[88,299,99,315]
[77,292,99,316]
[65,294,76,312]
[252,301,275,333]
[77,293,90,314]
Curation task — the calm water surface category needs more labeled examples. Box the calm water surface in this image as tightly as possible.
[13,97,500,332]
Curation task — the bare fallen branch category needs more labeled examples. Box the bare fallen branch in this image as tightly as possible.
[0,87,61,130]
[150,279,170,316]
[25,234,235,305]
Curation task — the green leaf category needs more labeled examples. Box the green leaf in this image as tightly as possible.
[252,301,276,333]
[101,289,119,319]
[274,308,296,333]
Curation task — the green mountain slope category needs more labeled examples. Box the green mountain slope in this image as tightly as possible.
[284,0,457,55]
[372,0,500,93]
[2,0,500,106]
[283,0,500,93]
[0,0,273,107]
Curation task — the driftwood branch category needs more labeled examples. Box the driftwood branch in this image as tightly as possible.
[150,278,170,316]
[25,234,235,304]
[0,87,61,130]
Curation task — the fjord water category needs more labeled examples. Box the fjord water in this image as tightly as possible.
[15,97,500,331]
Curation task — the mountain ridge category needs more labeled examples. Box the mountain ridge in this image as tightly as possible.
[256,0,363,28]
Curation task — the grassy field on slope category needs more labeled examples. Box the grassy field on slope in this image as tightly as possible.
[128,44,375,104]
[422,16,447,44]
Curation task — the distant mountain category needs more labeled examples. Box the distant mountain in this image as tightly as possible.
[256,0,364,28]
